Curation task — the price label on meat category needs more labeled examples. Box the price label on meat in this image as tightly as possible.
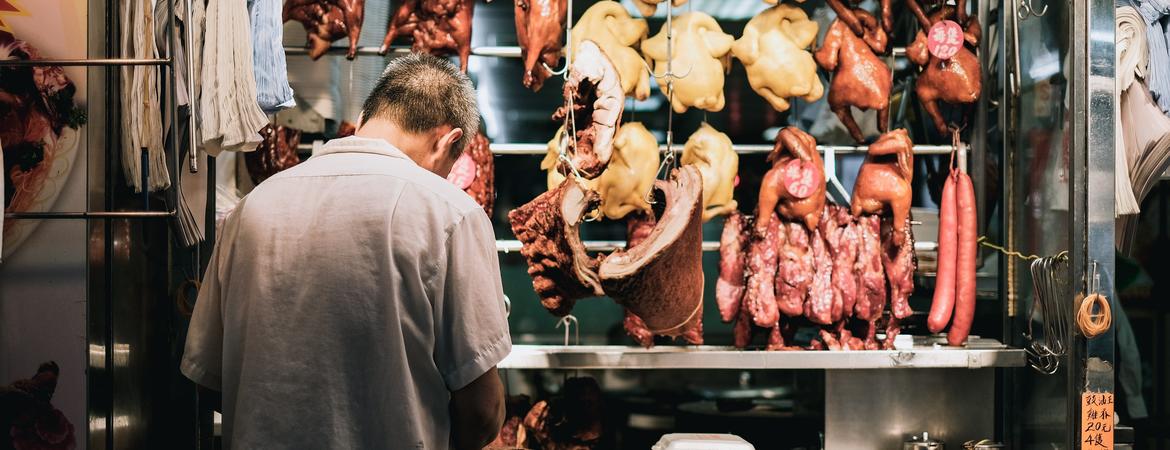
[927,20,963,60]
[1080,392,1114,450]
[447,153,476,190]
[783,159,821,199]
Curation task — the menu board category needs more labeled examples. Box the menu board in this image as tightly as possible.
[1081,391,1114,450]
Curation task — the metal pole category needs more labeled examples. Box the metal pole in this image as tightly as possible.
[0,58,170,66]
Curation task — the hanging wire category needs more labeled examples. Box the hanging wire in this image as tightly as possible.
[556,314,580,346]
[644,0,692,179]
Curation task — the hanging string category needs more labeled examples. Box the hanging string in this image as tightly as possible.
[975,236,1064,261]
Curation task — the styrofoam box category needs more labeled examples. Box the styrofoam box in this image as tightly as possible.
[651,433,755,450]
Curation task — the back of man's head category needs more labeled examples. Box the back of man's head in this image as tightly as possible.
[360,53,480,157]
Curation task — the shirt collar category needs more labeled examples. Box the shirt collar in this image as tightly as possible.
[314,136,410,160]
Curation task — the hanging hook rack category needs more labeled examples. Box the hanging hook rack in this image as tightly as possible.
[1016,0,1048,20]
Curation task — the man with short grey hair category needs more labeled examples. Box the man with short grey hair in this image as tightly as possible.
[182,53,510,449]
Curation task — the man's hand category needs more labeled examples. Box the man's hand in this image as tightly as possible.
[449,367,505,450]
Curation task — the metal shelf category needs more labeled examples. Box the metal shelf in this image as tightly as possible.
[488,143,956,155]
[284,45,522,58]
[497,240,938,253]
[286,45,907,60]
[296,142,958,156]
[499,337,1025,370]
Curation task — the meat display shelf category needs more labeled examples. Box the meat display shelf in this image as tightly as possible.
[499,337,1025,370]
[285,45,910,59]
[495,240,939,253]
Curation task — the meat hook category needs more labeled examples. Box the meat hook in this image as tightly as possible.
[556,314,580,346]
[542,0,574,77]
[1016,0,1048,20]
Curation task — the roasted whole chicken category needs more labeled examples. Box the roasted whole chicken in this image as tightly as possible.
[283,0,366,60]
[681,122,738,222]
[814,4,890,143]
[515,0,568,91]
[594,122,660,220]
[551,40,625,179]
[906,3,982,134]
[642,12,735,113]
[851,129,914,244]
[731,3,823,112]
[756,127,827,232]
[572,1,652,100]
[379,0,475,71]
[632,0,688,17]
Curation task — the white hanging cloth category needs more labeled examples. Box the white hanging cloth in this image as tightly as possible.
[200,0,269,156]
[120,0,170,192]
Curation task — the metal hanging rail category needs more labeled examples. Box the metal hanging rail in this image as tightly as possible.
[0,58,172,67]
[487,143,958,155]
[297,142,960,156]
[497,240,939,253]
[286,45,907,60]
[5,1,192,221]
[4,211,176,220]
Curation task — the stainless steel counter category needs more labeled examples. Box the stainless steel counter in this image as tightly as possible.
[499,337,1025,370]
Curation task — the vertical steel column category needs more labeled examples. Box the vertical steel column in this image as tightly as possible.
[1069,0,1116,445]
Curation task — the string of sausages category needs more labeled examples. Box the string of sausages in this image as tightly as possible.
[928,144,977,346]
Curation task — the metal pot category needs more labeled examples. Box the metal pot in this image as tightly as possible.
[904,432,944,450]
[963,440,1005,450]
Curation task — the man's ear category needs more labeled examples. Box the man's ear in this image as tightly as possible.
[437,127,465,155]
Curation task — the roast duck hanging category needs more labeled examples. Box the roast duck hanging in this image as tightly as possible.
[284,0,365,60]
[379,0,476,71]
[717,129,918,351]
[514,0,568,91]
[572,1,653,100]
[642,12,735,113]
[906,0,982,134]
[815,0,891,143]
[731,3,823,112]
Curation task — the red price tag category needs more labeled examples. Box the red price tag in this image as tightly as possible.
[927,20,963,60]
[783,159,821,199]
[446,153,476,190]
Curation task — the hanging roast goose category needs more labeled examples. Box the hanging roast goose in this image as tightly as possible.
[851,129,914,242]
[551,40,625,179]
[814,1,891,143]
[599,166,704,340]
[755,126,827,232]
[283,0,365,60]
[379,0,476,71]
[515,0,567,91]
[446,132,494,216]
[906,2,982,134]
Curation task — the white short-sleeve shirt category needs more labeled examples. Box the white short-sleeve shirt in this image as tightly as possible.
[181,136,511,449]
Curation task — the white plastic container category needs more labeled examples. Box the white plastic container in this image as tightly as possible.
[651,433,755,450]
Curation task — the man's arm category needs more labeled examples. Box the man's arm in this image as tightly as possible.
[449,366,505,450]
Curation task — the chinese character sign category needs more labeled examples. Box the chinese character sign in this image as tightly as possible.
[1081,392,1114,450]
[927,20,964,60]
[783,159,821,199]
